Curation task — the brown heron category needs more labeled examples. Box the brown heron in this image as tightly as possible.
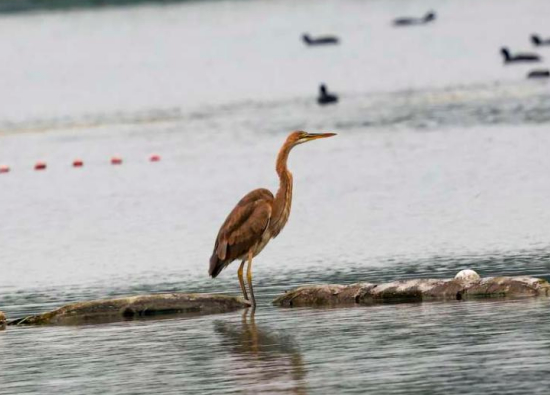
[209,131,336,306]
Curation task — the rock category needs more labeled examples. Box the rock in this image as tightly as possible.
[9,293,247,326]
[455,269,481,282]
[0,311,6,329]
[274,276,550,307]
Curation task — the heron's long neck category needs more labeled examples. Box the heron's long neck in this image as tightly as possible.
[271,143,293,237]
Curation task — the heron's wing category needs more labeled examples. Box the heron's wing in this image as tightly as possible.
[209,188,274,277]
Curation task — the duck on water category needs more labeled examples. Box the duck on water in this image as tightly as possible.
[527,69,550,79]
[501,47,541,63]
[317,84,338,105]
[302,34,339,46]
[393,11,436,26]
[531,34,550,46]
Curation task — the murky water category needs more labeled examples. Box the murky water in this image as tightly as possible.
[1,0,550,393]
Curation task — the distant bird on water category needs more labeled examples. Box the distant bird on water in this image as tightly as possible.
[393,11,436,26]
[302,33,339,46]
[527,69,550,79]
[209,131,337,306]
[531,34,550,46]
[317,84,338,105]
[501,47,541,63]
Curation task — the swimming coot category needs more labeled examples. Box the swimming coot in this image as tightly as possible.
[501,47,541,63]
[393,11,436,26]
[527,69,550,79]
[302,34,339,46]
[317,84,338,105]
[531,34,550,46]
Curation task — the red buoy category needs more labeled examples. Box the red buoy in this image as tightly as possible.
[150,154,161,162]
[73,159,84,167]
[111,156,123,165]
[0,165,10,174]
[34,161,47,171]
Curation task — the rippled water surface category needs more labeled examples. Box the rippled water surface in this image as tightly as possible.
[1,0,550,393]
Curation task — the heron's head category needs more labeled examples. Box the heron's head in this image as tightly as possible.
[287,130,337,147]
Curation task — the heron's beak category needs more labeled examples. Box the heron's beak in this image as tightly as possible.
[304,132,337,141]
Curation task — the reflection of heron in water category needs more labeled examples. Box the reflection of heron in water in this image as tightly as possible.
[214,309,308,394]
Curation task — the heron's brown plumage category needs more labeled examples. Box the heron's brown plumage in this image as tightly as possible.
[208,130,336,305]
[209,188,273,277]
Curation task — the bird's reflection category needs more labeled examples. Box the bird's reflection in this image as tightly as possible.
[214,308,308,394]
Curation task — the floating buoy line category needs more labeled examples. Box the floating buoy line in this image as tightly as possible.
[0,155,161,174]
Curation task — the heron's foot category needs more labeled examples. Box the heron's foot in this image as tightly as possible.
[248,292,256,308]
[243,299,254,307]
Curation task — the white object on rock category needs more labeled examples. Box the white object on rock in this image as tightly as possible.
[455,269,481,282]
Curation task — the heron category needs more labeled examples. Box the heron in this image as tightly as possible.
[209,131,336,307]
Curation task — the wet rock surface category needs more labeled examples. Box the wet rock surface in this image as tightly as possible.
[274,276,550,307]
[8,293,248,326]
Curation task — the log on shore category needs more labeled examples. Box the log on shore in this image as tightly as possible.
[274,276,550,307]
[8,293,248,326]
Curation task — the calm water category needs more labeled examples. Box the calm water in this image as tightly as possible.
[1,0,550,393]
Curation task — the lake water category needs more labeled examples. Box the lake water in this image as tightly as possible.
[1,0,550,393]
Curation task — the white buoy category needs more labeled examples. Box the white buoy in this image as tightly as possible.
[455,269,481,282]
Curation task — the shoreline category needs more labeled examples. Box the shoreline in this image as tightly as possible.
[0,0,200,15]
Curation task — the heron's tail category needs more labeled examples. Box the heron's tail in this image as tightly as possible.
[209,253,225,278]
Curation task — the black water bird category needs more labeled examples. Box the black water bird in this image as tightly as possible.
[393,11,436,26]
[501,47,541,63]
[302,34,339,46]
[531,34,550,46]
[317,84,338,105]
[527,69,550,79]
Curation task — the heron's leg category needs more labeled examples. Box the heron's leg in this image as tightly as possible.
[246,253,256,307]
[238,260,249,301]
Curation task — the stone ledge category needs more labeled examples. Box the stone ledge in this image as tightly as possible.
[273,276,550,307]
[8,293,248,326]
